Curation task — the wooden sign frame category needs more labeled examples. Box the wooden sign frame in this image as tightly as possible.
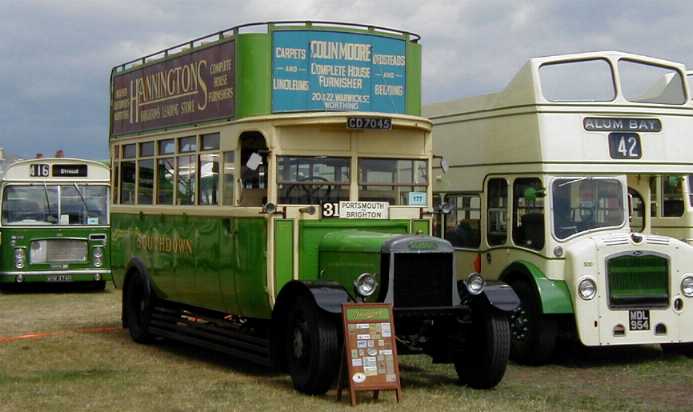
[337,303,401,406]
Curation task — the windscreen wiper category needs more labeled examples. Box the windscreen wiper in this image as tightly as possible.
[73,183,90,216]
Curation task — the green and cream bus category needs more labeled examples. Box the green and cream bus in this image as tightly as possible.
[0,158,111,288]
[425,51,693,364]
[109,21,518,395]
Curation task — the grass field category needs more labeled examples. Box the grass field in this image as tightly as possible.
[1,285,692,412]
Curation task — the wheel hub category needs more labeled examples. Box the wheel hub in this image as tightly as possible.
[292,328,305,359]
[510,306,529,342]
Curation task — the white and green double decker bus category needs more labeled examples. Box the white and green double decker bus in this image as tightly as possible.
[109,21,519,395]
[426,51,693,364]
[0,158,111,288]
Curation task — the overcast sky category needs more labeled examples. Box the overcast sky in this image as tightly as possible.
[0,0,691,159]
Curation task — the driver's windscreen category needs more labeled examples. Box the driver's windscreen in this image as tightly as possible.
[1,185,109,226]
[552,178,624,240]
[277,156,350,204]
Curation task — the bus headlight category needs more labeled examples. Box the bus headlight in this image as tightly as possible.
[354,273,378,298]
[681,275,693,298]
[15,248,25,269]
[578,278,597,300]
[92,247,104,268]
[464,272,486,295]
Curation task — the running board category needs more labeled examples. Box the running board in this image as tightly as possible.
[148,306,272,367]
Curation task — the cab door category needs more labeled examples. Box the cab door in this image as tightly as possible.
[441,193,483,280]
[482,177,511,281]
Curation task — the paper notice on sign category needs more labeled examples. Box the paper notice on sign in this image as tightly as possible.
[339,201,389,219]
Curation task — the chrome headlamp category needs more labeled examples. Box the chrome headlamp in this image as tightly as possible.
[14,248,25,269]
[92,246,104,268]
[464,272,485,295]
[354,273,378,298]
[578,278,597,300]
[681,275,693,298]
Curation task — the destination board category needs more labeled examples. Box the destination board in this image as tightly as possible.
[338,303,401,406]
[272,30,406,113]
[111,40,235,136]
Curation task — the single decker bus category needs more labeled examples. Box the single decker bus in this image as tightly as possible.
[425,51,693,364]
[109,21,519,395]
[0,158,111,288]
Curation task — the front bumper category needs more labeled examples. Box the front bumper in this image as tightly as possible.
[0,269,112,284]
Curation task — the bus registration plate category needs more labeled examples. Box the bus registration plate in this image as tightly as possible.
[47,275,73,282]
[629,309,650,331]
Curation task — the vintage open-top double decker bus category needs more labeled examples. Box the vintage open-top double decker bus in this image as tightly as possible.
[109,21,518,394]
[0,158,111,288]
[426,51,693,364]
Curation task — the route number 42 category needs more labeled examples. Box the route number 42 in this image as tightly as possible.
[608,133,641,159]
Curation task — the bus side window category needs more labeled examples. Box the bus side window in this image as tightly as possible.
[512,178,544,251]
[222,151,235,206]
[662,175,684,217]
[120,143,136,204]
[444,193,481,249]
[487,178,508,246]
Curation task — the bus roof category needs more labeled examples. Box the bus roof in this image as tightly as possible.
[425,51,691,117]
[424,51,693,179]
[2,158,110,183]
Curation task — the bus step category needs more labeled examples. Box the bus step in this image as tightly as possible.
[148,307,271,367]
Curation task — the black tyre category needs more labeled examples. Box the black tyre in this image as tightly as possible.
[455,309,511,389]
[661,343,693,357]
[124,272,154,343]
[286,295,340,395]
[508,279,557,365]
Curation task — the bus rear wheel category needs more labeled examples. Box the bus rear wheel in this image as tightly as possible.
[508,279,557,365]
[286,295,340,395]
[454,309,510,389]
[124,272,154,344]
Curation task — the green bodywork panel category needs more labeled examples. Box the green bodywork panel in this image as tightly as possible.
[236,34,272,118]
[274,219,294,295]
[405,42,422,116]
[506,260,573,314]
[0,226,111,284]
[411,219,429,235]
[319,230,395,302]
[113,214,428,319]
[299,219,409,281]
[112,213,269,318]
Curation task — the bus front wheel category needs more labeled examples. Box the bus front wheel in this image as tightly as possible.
[455,308,511,389]
[285,295,340,395]
[124,272,154,344]
[508,279,557,365]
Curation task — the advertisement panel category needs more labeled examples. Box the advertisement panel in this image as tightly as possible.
[272,30,406,113]
[111,40,235,137]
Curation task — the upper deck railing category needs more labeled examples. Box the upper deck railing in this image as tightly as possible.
[111,21,420,75]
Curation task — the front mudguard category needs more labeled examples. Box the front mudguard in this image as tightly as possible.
[466,281,520,313]
[271,280,352,371]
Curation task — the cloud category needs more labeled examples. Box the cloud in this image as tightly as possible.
[0,0,692,159]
